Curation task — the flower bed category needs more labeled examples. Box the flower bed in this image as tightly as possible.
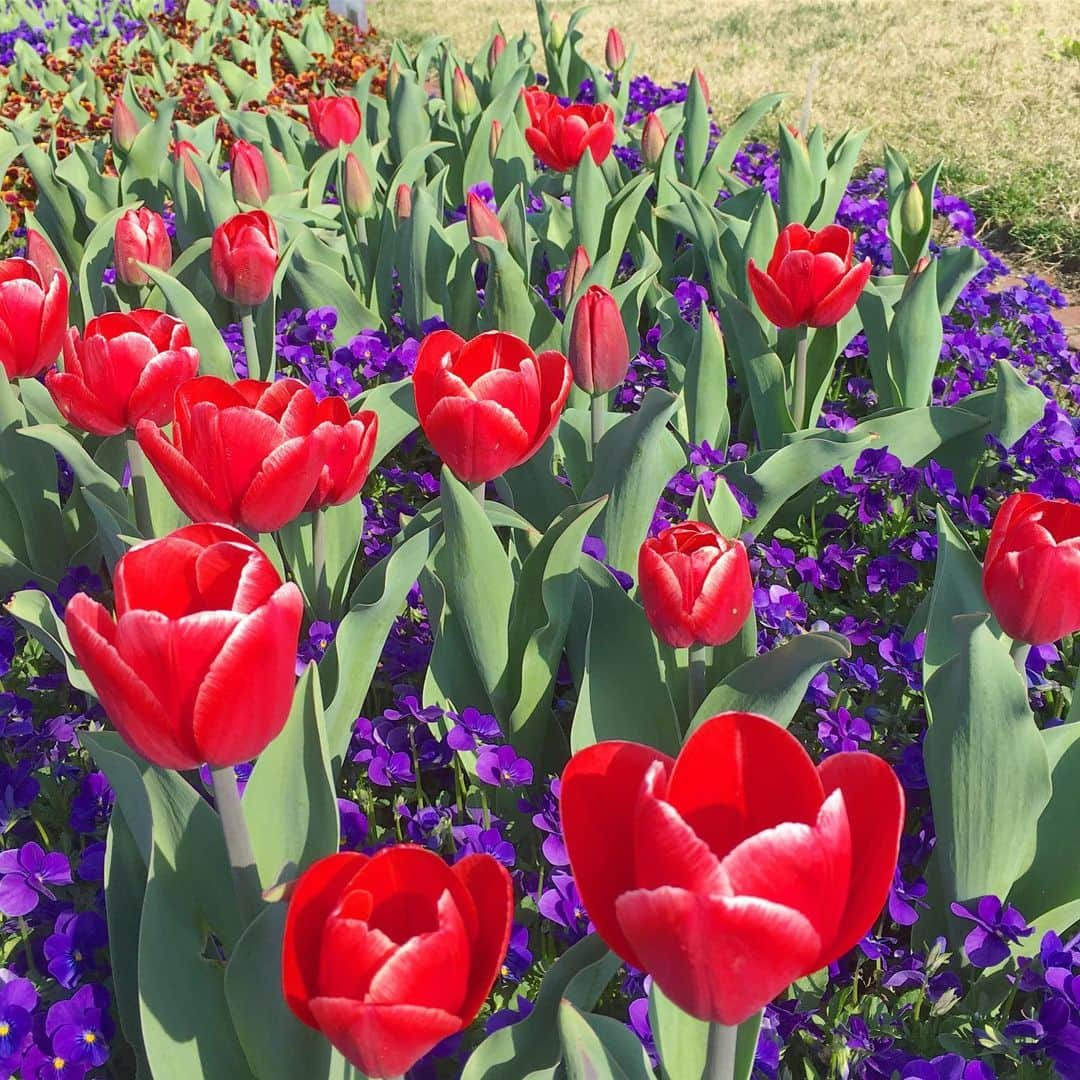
[0,2,1079,1079]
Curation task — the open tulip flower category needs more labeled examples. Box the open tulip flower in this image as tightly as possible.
[413,329,572,485]
[638,521,754,648]
[522,87,616,172]
[65,524,303,770]
[0,257,69,380]
[561,711,904,1026]
[747,223,872,330]
[282,846,513,1079]
[983,491,1080,645]
[136,376,378,532]
[46,310,199,436]
[308,94,363,149]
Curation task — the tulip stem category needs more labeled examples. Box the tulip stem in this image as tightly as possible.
[126,439,154,539]
[791,323,809,429]
[470,482,486,507]
[705,1021,738,1080]
[241,309,259,379]
[590,392,606,460]
[311,508,330,619]
[211,765,263,926]
[688,642,709,723]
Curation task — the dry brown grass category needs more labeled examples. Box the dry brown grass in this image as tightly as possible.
[371,0,1080,279]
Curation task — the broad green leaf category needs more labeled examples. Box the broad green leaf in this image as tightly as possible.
[558,1000,655,1080]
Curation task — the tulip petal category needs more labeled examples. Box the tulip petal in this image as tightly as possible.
[125,347,200,429]
[45,371,125,436]
[453,854,514,1022]
[561,741,675,969]
[422,396,530,484]
[317,913,398,1000]
[412,329,467,423]
[747,260,798,328]
[667,712,825,859]
[816,751,904,964]
[238,436,324,532]
[191,583,303,766]
[308,998,460,1079]
[136,419,232,524]
[282,852,369,1026]
[810,259,871,328]
[809,224,853,261]
[616,886,820,1025]
[691,543,754,646]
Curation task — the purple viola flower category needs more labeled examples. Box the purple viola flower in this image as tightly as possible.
[888,869,929,926]
[484,994,533,1034]
[68,773,113,834]
[475,745,533,788]
[538,872,592,940]
[0,621,14,680]
[499,923,533,982]
[950,895,1033,967]
[0,975,36,1063]
[815,706,872,754]
[337,799,368,850]
[43,912,108,989]
[295,620,338,673]
[45,984,112,1070]
[0,695,33,741]
[446,707,501,752]
[0,843,72,917]
[76,844,105,884]
[531,778,568,867]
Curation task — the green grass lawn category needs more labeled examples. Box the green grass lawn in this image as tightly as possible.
[371,0,1080,286]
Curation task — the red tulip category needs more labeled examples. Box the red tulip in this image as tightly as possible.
[692,67,711,109]
[111,95,140,153]
[412,329,572,485]
[452,66,479,117]
[983,492,1080,645]
[560,245,591,310]
[0,258,69,380]
[25,229,65,285]
[229,139,271,206]
[641,112,666,168]
[568,284,630,395]
[465,192,506,263]
[65,524,303,770]
[46,310,199,436]
[113,208,173,287]
[342,152,373,218]
[522,88,616,172]
[638,521,753,648]
[488,119,503,159]
[561,710,904,1025]
[487,33,506,72]
[747,223,872,330]
[210,210,278,307]
[394,184,412,223]
[605,27,627,71]
[136,376,378,532]
[308,95,362,150]
[174,140,203,191]
[282,846,512,1078]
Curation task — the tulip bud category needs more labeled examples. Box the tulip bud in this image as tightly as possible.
[111,95,140,154]
[560,245,591,310]
[568,285,631,395]
[229,139,270,206]
[693,67,711,109]
[549,14,565,49]
[466,192,506,263]
[488,33,506,72]
[387,62,401,98]
[605,27,627,71]
[114,208,173,287]
[174,140,203,191]
[394,183,413,222]
[641,112,666,168]
[26,228,64,285]
[343,152,373,218]
[452,66,480,117]
[210,210,278,307]
[488,119,503,160]
[900,181,925,236]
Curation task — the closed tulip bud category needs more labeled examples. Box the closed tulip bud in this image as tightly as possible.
[210,210,278,307]
[282,847,513,1079]
[342,151,373,217]
[466,192,506,262]
[488,119,503,159]
[111,95,140,154]
[488,32,506,72]
[25,229,64,285]
[413,329,572,484]
[113,208,172,287]
[568,284,630,395]
[452,66,479,117]
[229,139,270,205]
[46,310,198,436]
[174,140,203,191]
[605,27,627,71]
[641,112,666,168]
[394,183,413,222]
[748,222,872,329]
[65,524,304,770]
[693,67,711,108]
[308,95,362,150]
[910,255,931,276]
[549,13,565,48]
[135,376,379,532]
[387,62,401,98]
[0,258,69,379]
[901,180,925,236]
[983,492,1080,645]
[638,521,753,648]
[561,710,904,1025]
[560,245,591,309]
